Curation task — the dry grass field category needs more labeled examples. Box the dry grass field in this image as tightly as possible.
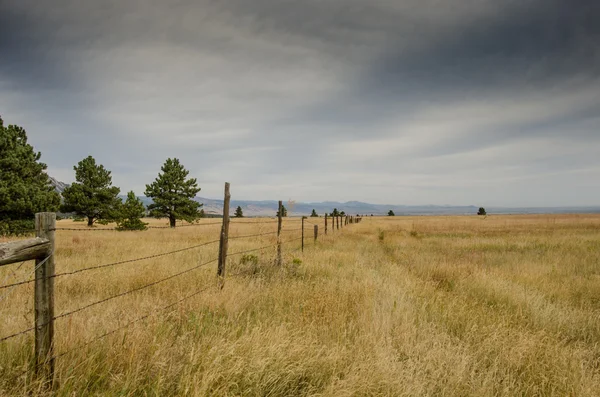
[1,214,600,396]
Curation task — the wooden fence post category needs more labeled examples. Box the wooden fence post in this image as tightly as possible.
[276,201,282,266]
[314,225,318,243]
[217,182,231,286]
[336,216,339,230]
[35,212,55,386]
[301,217,305,252]
[324,214,328,235]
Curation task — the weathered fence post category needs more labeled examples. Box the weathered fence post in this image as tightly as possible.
[35,212,56,386]
[301,216,305,252]
[336,216,340,230]
[276,200,283,266]
[324,214,328,235]
[217,182,231,287]
[314,225,318,243]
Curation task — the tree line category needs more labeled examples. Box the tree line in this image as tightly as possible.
[1,116,203,234]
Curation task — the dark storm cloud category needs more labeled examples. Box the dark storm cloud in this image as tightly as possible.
[0,0,599,206]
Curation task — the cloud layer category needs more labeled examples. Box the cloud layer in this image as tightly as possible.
[1,0,599,206]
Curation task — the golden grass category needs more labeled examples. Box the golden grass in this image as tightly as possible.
[1,214,600,396]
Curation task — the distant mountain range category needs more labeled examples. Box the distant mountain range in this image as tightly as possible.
[48,176,69,194]
[48,177,600,216]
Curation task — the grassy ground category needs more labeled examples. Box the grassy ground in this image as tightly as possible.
[1,214,599,396]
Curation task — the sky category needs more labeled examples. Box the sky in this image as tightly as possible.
[1,0,599,207]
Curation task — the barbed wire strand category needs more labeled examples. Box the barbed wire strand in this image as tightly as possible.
[17,284,214,378]
[0,239,221,291]
[54,221,224,231]
[229,219,278,224]
[0,252,52,303]
[0,260,26,292]
[0,257,218,343]
[228,231,278,240]
[227,243,278,258]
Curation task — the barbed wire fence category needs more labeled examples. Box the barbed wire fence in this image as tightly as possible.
[0,182,362,387]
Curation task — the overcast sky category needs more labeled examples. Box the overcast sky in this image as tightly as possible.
[1,0,599,206]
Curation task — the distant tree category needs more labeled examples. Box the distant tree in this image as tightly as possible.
[477,207,487,216]
[277,205,288,217]
[61,156,121,227]
[199,209,206,218]
[340,211,346,216]
[330,208,340,217]
[388,210,395,216]
[116,191,148,231]
[234,205,244,218]
[0,116,61,235]
[310,209,318,217]
[145,158,202,228]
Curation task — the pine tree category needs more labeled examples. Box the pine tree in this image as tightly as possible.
[310,209,318,217]
[116,191,148,231]
[199,209,206,218]
[477,207,487,216]
[388,210,395,216]
[330,208,340,217]
[234,206,244,218]
[0,116,61,235]
[145,158,202,227]
[61,156,121,227]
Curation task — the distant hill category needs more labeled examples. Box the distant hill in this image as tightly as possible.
[189,198,600,217]
[48,177,600,217]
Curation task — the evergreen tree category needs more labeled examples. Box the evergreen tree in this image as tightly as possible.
[310,209,318,217]
[477,207,487,216]
[0,116,60,235]
[199,209,206,218]
[61,156,121,227]
[330,208,340,217]
[145,158,202,227]
[276,205,288,217]
[340,211,346,216]
[388,210,395,216]
[116,191,148,231]
[234,206,244,218]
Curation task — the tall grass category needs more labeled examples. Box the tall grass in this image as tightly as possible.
[1,214,599,396]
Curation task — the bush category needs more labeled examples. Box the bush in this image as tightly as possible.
[0,219,35,236]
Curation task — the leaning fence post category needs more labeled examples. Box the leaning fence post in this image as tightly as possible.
[35,212,55,386]
[276,201,283,266]
[217,182,231,286]
[314,225,318,243]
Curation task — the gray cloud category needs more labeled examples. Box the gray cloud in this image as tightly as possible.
[0,0,598,206]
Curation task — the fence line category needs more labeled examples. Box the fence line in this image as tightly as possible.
[0,257,219,343]
[0,183,363,386]
[0,239,222,291]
